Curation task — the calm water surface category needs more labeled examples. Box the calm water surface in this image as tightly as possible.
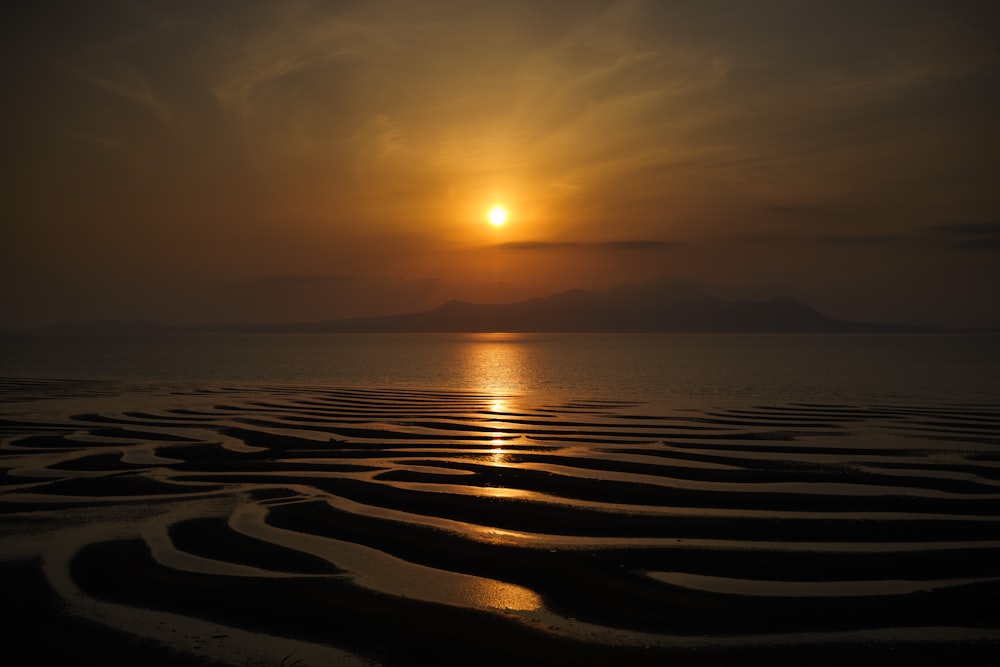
[1,332,998,403]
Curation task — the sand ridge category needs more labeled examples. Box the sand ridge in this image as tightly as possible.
[2,380,999,665]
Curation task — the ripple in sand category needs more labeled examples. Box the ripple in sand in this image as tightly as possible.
[2,381,1000,665]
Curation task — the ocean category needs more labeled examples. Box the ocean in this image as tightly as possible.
[2,332,998,403]
[2,332,999,666]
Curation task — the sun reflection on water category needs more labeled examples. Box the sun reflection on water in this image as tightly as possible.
[490,437,507,466]
[457,577,541,612]
[460,333,529,396]
[458,334,539,504]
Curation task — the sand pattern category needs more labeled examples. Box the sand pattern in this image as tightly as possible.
[2,378,1000,665]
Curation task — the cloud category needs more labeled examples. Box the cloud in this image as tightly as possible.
[927,222,1000,249]
[494,241,580,251]
[732,223,1000,252]
[726,229,908,247]
[814,234,901,246]
[67,63,173,124]
[930,222,1000,236]
[492,240,673,251]
[600,240,675,250]
[256,274,355,285]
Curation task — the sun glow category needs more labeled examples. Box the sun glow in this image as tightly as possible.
[487,206,507,227]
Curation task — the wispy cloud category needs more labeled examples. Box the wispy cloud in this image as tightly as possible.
[927,222,1000,249]
[600,240,674,250]
[256,274,355,285]
[492,240,673,251]
[494,241,580,251]
[930,222,1000,236]
[66,63,173,123]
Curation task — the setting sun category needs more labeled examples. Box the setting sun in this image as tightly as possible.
[487,206,507,227]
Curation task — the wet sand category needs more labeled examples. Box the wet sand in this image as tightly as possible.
[2,379,999,665]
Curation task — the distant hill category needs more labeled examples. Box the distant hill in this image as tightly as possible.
[9,278,942,335]
[9,319,177,335]
[253,278,931,333]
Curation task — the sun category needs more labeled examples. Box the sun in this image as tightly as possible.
[487,206,507,227]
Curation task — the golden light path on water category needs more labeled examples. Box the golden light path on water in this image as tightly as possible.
[456,334,540,607]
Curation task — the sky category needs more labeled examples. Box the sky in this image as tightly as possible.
[2,0,998,328]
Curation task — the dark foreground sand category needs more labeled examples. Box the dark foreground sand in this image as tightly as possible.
[2,381,999,665]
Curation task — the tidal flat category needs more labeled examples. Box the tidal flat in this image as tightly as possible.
[2,378,999,665]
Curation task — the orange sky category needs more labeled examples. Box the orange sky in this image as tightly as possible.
[2,1,999,328]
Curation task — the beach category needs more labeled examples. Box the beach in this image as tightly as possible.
[2,375,999,665]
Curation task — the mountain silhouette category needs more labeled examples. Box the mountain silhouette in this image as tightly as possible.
[278,278,925,333]
[11,278,939,334]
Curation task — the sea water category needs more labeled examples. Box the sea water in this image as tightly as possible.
[1,332,997,403]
